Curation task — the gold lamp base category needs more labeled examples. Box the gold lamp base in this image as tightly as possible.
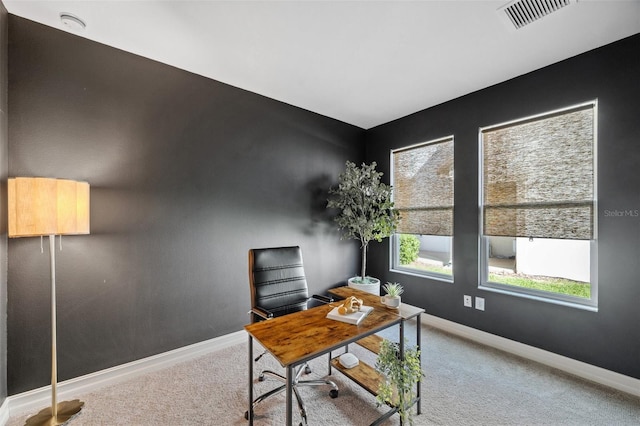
[25,400,84,426]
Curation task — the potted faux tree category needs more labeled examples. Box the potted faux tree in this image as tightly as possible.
[327,161,400,295]
[375,339,424,425]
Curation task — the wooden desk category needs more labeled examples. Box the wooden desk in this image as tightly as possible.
[328,286,425,421]
[245,286,424,425]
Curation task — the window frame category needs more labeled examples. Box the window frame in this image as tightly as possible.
[390,135,454,282]
[478,101,598,311]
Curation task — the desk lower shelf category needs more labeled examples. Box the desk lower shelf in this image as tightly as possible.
[331,356,400,410]
[330,358,382,397]
[332,334,384,396]
[331,333,384,395]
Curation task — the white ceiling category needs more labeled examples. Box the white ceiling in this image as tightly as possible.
[4,1,640,129]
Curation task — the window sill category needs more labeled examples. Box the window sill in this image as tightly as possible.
[478,284,598,312]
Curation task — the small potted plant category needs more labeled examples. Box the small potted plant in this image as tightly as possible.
[327,161,400,295]
[375,339,424,425]
[381,282,404,308]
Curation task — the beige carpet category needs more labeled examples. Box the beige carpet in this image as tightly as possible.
[7,324,640,425]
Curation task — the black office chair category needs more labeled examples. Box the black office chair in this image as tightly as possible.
[246,246,339,425]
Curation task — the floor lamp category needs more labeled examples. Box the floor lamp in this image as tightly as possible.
[8,177,90,426]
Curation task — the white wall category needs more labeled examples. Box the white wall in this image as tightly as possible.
[515,238,590,282]
[419,235,452,264]
[489,237,515,258]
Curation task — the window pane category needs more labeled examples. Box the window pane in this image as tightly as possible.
[480,102,597,306]
[397,234,453,277]
[487,236,590,299]
[391,136,454,280]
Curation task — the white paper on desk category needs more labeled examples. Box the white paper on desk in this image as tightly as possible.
[326,305,374,325]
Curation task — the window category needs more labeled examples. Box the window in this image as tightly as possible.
[479,101,597,309]
[391,136,454,280]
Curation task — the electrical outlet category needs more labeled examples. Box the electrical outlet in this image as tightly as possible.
[463,295,472,307]
[475,297,485,311]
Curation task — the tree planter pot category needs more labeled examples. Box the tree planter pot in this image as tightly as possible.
[348,277,380,295]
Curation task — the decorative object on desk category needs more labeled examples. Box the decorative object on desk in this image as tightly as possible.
[8,177,90,426]
[375,338,424,425]
[327,161,400,295]
[381,282,404,309]
[337,295,363,315]
[338,352,360,369]
[326,304,373,325]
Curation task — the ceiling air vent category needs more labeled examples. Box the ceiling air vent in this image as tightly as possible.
[499,0,576,30]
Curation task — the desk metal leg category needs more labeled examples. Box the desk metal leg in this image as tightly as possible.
[399,322,405,426]
[286,364,293,426]
[416,313,422,415]
[248,335,254,425]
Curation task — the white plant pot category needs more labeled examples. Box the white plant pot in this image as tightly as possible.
[381,295,401,309]
[347,277,380,295]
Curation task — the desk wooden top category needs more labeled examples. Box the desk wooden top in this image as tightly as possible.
[244,286,424,368]
[245,294,401,368]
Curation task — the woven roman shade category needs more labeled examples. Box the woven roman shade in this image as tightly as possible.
[393,137,454,236]
[482,103,595,240]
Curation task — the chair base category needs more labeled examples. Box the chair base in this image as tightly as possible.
[246,363,338,425]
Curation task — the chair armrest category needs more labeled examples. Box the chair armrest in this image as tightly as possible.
[312,294,334,304]
[250,307,274,320]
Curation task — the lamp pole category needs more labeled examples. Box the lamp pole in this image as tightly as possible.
[49,235,58,421]
[25,235,84,426]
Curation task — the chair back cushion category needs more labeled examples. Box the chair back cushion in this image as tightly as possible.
[249,246,310,318]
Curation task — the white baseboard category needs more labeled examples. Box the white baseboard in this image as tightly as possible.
[0,399,9,426]
[423,313,640,398]
[5,330,246,420]
[4,317,638,425]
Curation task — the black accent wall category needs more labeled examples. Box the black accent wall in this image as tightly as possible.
[0,0,8,406]
[7,16,364,394]
[365,33,640,380]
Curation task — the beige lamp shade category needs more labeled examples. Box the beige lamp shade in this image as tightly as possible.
[8,177,90,238]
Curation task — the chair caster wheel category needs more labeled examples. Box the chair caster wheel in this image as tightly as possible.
[330,389,339,398]
[258,374,265,381]
[304,365,312,374]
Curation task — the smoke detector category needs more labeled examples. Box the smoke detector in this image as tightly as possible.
[60,12,86,31]
[498,0,577,30]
